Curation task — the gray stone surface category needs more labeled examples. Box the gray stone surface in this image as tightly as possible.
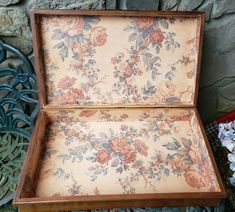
[212,0,235,19]
[197,0,213,21]
[200,15,235,87]
[126,0,159,11]
[178,0,203,11]
[198,14,235,120]
[106,0,126,10]
[0,8,30,38]
[198,78,235,121]
[2,37,32,55]
[0,57,26,70]
[198,84,220,121]
[117,0,127,10]
[0,8,32,55]
[0,0,19,6]
[106,0,117,9]
[28,0,105,10]
[159,0,179,11]
[217,80,235,112]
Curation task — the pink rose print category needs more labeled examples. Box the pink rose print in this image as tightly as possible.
[90,26,107,47]
[133,140,148,156]
[117,62,126,71]
[178,113,191,121]
[65,17,85,36]
[111,57,117,65]
[68,88,84,101]
[124,66,133,77]
[120,114,128,119]
[65,129,78,137]
[96,150,112,164]
[79,110,97,118]
[136,18,153,29]
[58,76,76,90]
[184,170,205,189]
[149,28,165,44]
[69,61,83,70]
[57,88,85,104]
[124,150,137,164]
[112,138,130,154]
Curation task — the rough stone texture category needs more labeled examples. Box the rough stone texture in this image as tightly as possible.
[198,14,235,121]
[212,0,235,19]
[159,0,179,11]
[178,0,203,11]
[105,0,127,10]
[126,0,159,11]
[0,8,32,55]
[217,81,235,112]
[0,8,30,38]
[106,0,117,9]
[0,0,19,6]
[197,0,213,21]
[28,0,105,10]
[200,15,235,87]
[2,37,32,55]
[198,78,235,121]
[117,0,127,10]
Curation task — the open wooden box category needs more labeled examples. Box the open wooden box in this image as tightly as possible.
[13,10,226,211]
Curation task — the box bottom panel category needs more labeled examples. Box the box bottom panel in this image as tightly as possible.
[35,108,221,197]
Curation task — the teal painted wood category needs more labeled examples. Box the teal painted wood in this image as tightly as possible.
[0,39,39,206]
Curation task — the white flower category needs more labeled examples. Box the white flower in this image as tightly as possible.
[221,138,234,152]
[218,121,235,186]
[228,153,235,162]
[230,162,235,171]
[230,177,235,186]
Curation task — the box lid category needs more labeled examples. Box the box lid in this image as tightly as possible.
[31,11,204,108]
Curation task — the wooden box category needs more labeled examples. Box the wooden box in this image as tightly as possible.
[13,10,226,212]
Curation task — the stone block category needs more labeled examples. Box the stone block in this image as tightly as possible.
[212,0,235,19]
[126,0,159,11]
[178,0,203,11]
[0,8,32,55]
[28,0,105,10]
[0,0,19,6]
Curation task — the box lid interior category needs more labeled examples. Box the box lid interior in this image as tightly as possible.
[35,12,203,107]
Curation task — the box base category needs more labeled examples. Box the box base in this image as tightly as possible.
[14,108,226,210]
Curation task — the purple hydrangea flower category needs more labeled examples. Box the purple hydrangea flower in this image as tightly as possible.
[218,121,235,186]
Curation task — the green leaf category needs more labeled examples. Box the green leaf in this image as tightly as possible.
[128,33,138,42]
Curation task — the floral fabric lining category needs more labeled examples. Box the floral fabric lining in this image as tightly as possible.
[40,15,200,106]
[36,108,220,197]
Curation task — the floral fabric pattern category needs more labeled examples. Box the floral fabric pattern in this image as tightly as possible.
[40,15,200,106]
[36,108,220,197]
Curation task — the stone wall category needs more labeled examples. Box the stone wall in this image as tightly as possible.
[1,0,234,122]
